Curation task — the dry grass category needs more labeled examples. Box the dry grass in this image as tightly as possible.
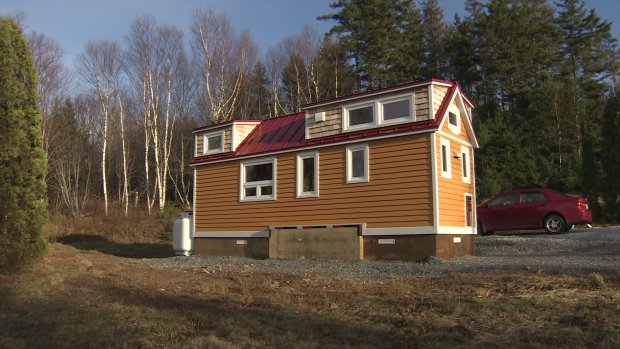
[1,243,619,348]
[44,206,177,244]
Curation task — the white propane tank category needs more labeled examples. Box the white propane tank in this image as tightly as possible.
[173,211,193,256]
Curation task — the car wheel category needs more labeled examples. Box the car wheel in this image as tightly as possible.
[544,214,565,234]
[477,221,494,236]
[564,224,574,232]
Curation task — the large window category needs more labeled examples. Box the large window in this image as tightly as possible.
[240,158,276,201]
[346,144,369,183]
[296,152,319,198]
[440,138,451,179]
[202,131,224,155]
[461,146,471,184]
[343,94,414,131]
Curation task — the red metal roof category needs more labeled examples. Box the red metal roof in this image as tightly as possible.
[235,112,307,156]
[191,80,475,166]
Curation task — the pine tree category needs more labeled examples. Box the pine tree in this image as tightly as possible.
[320,0,424,89]
[601,93,620,222]
[0,17,47,269]
[420,0,450,79]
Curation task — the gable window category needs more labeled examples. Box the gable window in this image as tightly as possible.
[343,94,414,131]
[449,112,458,127]
[296,152,319,198]
[202,131,224,155]
[346,144,369,183]
[447,107,461,134]
[461,146,471,184]
[440,138,451,179]
[240,158,276,201]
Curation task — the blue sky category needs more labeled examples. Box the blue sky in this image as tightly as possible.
[1,0,619,66]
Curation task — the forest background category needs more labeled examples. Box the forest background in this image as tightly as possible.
[4,0,620,229]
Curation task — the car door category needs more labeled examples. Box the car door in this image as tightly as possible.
[513,191,549,229]
[484,193,518,230]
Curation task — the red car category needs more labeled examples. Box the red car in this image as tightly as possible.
[477,188,592,235]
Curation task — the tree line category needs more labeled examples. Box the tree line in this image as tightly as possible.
[9,0,620,224]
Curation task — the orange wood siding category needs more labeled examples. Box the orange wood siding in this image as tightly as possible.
[436,135,475,226]
[195,134,433,232]
[440,102,471,143]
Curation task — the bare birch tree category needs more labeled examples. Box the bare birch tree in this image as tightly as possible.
[191,8,257,123]
[126,16,186,212]
[78,40,127,216]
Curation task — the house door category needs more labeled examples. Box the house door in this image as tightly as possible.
[465,194,473,227]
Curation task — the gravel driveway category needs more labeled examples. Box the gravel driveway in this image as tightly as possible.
[144,226,620,279]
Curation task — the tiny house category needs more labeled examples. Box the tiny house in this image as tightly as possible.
[190,79,478,261]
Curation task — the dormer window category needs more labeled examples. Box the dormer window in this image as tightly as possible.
[203,131,224,155]
[343,94,414,132]
[348,104,375,126]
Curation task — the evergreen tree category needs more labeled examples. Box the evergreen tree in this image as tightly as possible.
[320,0,424,89]
[555,0,616,91]
[0,17,47,269]
[316,37,356,99]
[420,0,450,79]
[601,93,620,222]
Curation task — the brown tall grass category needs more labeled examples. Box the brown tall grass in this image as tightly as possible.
[44,204,180,244]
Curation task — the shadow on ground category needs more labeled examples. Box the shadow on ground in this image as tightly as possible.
[57,234,174,259]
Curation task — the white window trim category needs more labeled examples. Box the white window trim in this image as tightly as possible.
[447,105,461,134]
[380,94,415,125]
[342,101,376,132]
[239,157,276,202]
[440,137,451,179]
[342,93,415,132]
[461,146,471,184]
[346,143,369,183]
[296,151,319,198]
[202,130,224,155]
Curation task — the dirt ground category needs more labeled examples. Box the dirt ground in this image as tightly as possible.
[1,240,619,349]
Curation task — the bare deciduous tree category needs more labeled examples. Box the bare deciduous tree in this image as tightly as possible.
[78,40,128,216]
[191,8,257,123]
[126,15,186,212]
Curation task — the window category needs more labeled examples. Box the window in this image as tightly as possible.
[382,99,411,121]
[461,146,471,184]
[440,138,451,179]
[488,193,517,208]
[520,192,547,203]
[240,158,276,201]
[202,131,224,155]
[343,94,414,131]
[447,106,461,134]
[449,112,458,126]
[346,144,369,183]
[348,105,374,126]
[296,152,319,198]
